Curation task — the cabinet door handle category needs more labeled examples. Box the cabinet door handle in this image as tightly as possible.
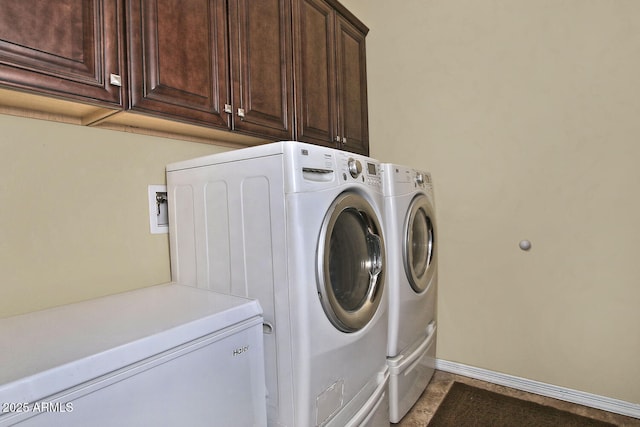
[109,74,122,87]
[335,135,341,142]
[237,108,245,118]
[342,137,347,144]
[224,104,232,114]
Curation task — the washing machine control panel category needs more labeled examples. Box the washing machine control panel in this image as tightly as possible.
[336,154,382,189]
[365,162,382,187]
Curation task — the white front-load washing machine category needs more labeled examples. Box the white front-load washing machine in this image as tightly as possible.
[381,164,438,423]
[167,141,389,427]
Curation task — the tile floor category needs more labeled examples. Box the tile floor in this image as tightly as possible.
[397,370,640,426]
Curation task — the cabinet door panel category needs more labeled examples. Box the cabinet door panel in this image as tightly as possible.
[0,0,122,106]
[230,0,293,140]
[128,0,229,127]
[293,0,336,148]
[336,15,368,155]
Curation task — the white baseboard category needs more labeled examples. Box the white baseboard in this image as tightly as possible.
[435,359,640,420]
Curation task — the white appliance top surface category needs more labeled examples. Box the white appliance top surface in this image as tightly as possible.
[167,140,298,172]
[167,141,384,196]
[0,284,261,403]
[166,141,381,172]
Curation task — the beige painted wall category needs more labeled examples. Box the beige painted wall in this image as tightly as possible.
[343,0,640,404]
[1,0,639,407]
[1,115,228,317]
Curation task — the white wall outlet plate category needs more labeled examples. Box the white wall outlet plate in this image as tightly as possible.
[148,185,169,234]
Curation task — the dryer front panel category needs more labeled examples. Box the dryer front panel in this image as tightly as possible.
[404,194,436,293]
[317,191,386,333]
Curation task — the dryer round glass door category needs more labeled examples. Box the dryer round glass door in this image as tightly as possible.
[317,192,386,333]
[404,194,436,293]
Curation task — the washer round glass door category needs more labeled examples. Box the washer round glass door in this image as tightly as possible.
[317,192,385,333]
[404,194,436,293]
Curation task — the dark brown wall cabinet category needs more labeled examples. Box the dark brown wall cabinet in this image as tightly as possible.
[0,0,123,108]
[293,0,369,155]
[0,0,368,153]
[127,0,294,141]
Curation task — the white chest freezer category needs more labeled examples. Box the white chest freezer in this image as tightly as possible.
[0,284,267,426]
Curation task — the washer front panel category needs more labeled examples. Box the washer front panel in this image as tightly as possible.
[317,191,385,333]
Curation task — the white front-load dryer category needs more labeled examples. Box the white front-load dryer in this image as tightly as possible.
[167,142,389,427]
[381,164,437,423]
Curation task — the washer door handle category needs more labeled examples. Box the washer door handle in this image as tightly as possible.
[366,230,383,302]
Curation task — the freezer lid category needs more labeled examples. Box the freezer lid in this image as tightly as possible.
[0,284,262,404]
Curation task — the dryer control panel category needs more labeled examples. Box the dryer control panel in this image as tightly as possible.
[414,171,432,189]
[381,163,434,198]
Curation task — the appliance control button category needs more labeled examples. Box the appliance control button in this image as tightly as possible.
[348,158,363,179]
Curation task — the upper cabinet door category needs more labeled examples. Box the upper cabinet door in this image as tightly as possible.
[292,0,369,155]
[229,0,294,140]
[292,0,337,149]
[127,0,229,128]
[335,14,369,156]
[0,0,123,106]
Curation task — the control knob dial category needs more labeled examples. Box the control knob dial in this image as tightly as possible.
[348,158,363,178]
